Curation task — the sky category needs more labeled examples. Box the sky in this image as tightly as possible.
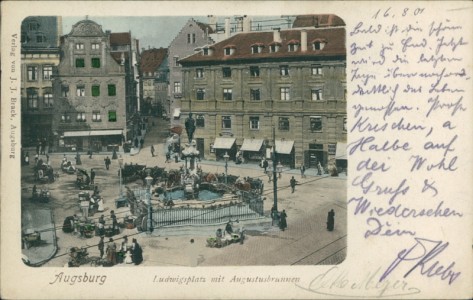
[62,16,290,49]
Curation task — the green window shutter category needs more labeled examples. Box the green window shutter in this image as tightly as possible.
[75,58,85,68]
[108,84,116,96]
[108,111,117,122]
[92,85,100,97]
[91,58,101,68]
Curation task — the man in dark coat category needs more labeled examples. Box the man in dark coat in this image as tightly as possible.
[327,209,335,231]
[90,169,95,184]
[290,176,297,193]
[104,156,111,170]
[279,210,287,231]
[98,236,104,259]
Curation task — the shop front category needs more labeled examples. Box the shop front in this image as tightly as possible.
[212,137,236,161]
[240,138,264,164]
[335,142,347,173]
[268,140,295,169]
[60,129,123,152]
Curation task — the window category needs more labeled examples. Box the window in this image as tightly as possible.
[91,43,100,50]
[278,117,290,131]
[92,111,101,122]
[108,84,116,96]
[43,90,53,108]
[196,88,205,100]
[61,113,71,123]
[27,88,38,109]
[76,112,86,122]
[91,58,100,68]
[27,66,37,81]
[75,58,85,68]
[92,85,100,97]
[75,43,84,50]
[250,116,260,130]
[187,33,196,44]
[280,87,290,101]
[196,68,204,78]
[311,88,323,101]
[250,66,260,77]
[223,88,233,101]
[108,111,117,122]
[222,67,231,78]
[313,41,326,50]
[328,144,336,155]
[174,82,181,93]
[203,48,209,56]
[224,48,232,56]
[76,85,85,97]
[251,45,263,54]
[61,85,69,97]
[280,65,289,76]
[43,65,53,80]
[288,43,299,52]
[270,44,280,53]
[250,88,261,101]
[310,116,323,131]
[28,22,39,31]
[311,65,323,75]
[196,114,205,127]
[36,34,46,43]
[173,56,180,67]
[343,117,347,131]
[222,116,232,129]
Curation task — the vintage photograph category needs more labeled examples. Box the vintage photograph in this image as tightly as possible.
[20,15,347,268]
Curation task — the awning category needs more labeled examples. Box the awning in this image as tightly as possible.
[63,130,123,137]
[169,126,183,135]
[335,142,347,160]
[274,140,294,154]
[240,139,264,152]
[213,137,236,150]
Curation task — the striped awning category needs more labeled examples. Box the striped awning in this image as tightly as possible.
[240,139,264,152]
[213,137,236,149]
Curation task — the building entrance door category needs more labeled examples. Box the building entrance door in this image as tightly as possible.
[308,143,325,168]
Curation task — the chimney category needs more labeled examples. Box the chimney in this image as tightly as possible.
[273,28,281,43]
[301,29,307,52]
[242,15,251,33]
[225,18,231,38]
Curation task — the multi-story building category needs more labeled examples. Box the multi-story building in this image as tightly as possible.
[21,16,62,147]
[179,17,346,170]
[51,19,127,152]
[168,18,214,119]
[139,47,168,116]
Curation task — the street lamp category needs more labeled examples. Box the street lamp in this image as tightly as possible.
[223,152,230,184]
[145,172,153,234]
[118,156,124,197]
[272,127,278,213]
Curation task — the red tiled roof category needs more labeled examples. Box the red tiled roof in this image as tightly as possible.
[140,48,168,73]
[110,32,131,46]
[293,14,345,28]
[180,27,345,65]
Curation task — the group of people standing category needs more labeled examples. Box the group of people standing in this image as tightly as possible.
[98,235,143,266]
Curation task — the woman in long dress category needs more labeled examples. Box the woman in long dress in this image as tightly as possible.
[132,238,143,265]
[279,210,287,231]
[327,209,335,231]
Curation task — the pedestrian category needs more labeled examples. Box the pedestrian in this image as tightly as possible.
[90,169,95,185]
[225,220,233,235]
[151,145,155,157]
[112,148,118,160]
[75,152,81,165]
[131,238,143,265]
[290,176,297,193]
[317,161,322,175]
[104,156,111,170]
[166,152,171,163]
[110,210,118,234]
[106,238,117,265]
[300,164,306,178]
[327,209,335,231]
[98,236,104,259]
[25,152,30,165]
[140,138,144,149]
[134,137,139,148]
[46,154,50,165]
[279,209,287,231]
[263,159,268,174]
[270,205,278,226]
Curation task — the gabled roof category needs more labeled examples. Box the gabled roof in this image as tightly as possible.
[196,21,214,34]
[180,27,345,65]
[293,14,345,28]
[110,32,131,46]
[140,48,168,73]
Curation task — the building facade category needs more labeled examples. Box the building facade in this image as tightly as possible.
[180,21,346,170]
[139,47,168,116]
[168,18,215,119]
[51,19,127,152]
[21,16,62,148]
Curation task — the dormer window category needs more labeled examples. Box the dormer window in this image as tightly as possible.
[312,39,326,50]
[202,46,214,56]
[224,45,236,56]
[251,43,264,54]
[288,40,300,52]
[269,42,281,53]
